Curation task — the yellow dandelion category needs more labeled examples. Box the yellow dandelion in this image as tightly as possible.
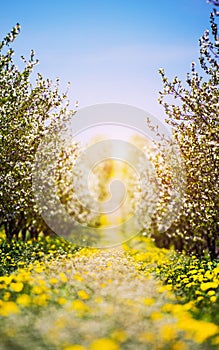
[77,290,90,300]
[4,276,13,285]
[70,300,89,314]
[204,271,213,280]
[33,293,48,306]
[3,292,11,301]
[212,335,219,345]
[16,294,31,306]
[59,272,68,283]
[160,324,177,342]
[73,274,84,282]
[150,311,163,321]
[32,285,44,294]
[0,301,20,316]
[177,318,218,343]
[10,282,24,293]
[172,341,188,350]
[57,297,67,305]
[207,290,216,296]
[94,297,103,303]
[37,279,47,287]
[111,330,127,342]
[200,282,218,291]
[63,345,86,350]
[35,266,45,273]
[90,338,119,350]
[144,297,155,306]
[49,277,59,285]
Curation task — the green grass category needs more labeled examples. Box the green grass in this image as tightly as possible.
[0,231,80,276]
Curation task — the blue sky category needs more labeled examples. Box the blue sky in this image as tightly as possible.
[0,0,214,119]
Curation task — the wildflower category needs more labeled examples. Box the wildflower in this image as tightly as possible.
[73,274,84,282]
[77,290,90,300]
[172,341,188,350]
[195,290,202,295]
[160,324,177,341]
[213,267,219,275]
[35,266,44,273]
[16,294,31,306]
[59,272,68,283]
[144,298,155,306]
[57,297,67,305]
[49,277,59,285]
[94,297,103,303]
[10,282,24,292]
[0,301,20,316]
[32,285,45,294]
[200,282,218,291]
[90,338,119,350]
[207,290,216,296]
[212,336,219,345]
[70,300,90,314]
[111,330,127,342]
[16,271,31,282]
[32,293,48,306]
[3,292,11,301]
[177,318,218,343]
[3,276,13,285]
[204,271,213,280]
[150,311,163,320]
[64,345,86,350]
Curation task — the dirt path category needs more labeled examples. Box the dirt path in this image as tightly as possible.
[31,247,204,349]
[0,246,215,350]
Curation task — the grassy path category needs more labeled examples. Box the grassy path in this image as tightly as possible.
[0,242,219,350]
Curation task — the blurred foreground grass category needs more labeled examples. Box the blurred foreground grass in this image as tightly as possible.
[0,233,218,350]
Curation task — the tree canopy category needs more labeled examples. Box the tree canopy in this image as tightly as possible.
[0,24,77,240]
[148,5,219,258]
